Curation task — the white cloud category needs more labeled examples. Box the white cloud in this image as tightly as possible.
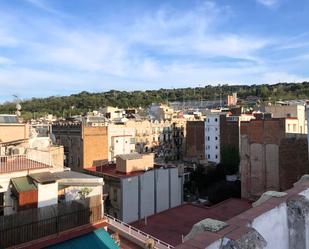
[257,0,279,8]
[0,0,307,102]
[0,56,14,65]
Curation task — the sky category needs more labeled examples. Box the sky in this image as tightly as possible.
[0,0,309,102]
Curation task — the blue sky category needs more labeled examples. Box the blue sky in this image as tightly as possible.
[0,0,309,102]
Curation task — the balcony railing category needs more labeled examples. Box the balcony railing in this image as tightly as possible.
[0,154,52,174]
[105,213,174,249]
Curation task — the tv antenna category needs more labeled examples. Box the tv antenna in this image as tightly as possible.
[13,95,22,117]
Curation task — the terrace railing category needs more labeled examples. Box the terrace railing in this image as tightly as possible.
[0,154,51,173]
[105,213,174,249]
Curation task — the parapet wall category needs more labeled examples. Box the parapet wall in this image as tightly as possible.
[176,175,309,249]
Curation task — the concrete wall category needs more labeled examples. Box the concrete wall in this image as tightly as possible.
[155,168,169,213]
[121,177,139,223]
[139,170,155,218]
[0,123,29,143]
[37,182,58,208]
[251,203,289,249]
[117,167,182,223]
[63,185,102,202]
[26,146,64,169]
[116,153,154,173]
[169,168,182,208]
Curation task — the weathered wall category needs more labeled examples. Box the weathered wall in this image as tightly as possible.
[220,116,239,150]
[251,203,289,249]
[186,121,205,160]
[279,136,309,190]
[83,126,108,168]
[52,124,82,170]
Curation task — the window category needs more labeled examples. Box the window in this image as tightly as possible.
[215,155,218,159]
[215,146,218,149]
[287,124,290,131]
[207,136,210,141]
[215,118,218,122]
[208,154,210,159]
[207,119,210,122]
[293,124,296,132]
[215,136,218,140]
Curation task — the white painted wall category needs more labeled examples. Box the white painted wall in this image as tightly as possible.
[205,114,221,163]
[251,203,289,249]
[140,171,155,218]
[119,167,182,223]
[37,182,58,208]
[155,169,169,213]
[122,177,139,223]
[107,126,136,161]
[169,168,181,208]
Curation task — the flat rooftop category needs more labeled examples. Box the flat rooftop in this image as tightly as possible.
[86,164,146,178]
[86,163,177,179]
[131,198,252,246]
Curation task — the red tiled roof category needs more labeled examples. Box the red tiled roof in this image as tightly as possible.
[0,157,51,174]
[131,198,252,246]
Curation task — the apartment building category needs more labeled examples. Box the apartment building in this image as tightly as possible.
[265,104,307,134]
[204,113,223,164]
[107,125,136,162]
[240,118,308,200]
[86,153,183,223]
[205,113,255,164]
[157,121,186,162]
[52,123,108,169]
[125,119,171,154]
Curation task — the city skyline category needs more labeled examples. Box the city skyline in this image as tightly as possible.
[0,0,309,101]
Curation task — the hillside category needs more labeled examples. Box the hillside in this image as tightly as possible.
[1,82,309,119]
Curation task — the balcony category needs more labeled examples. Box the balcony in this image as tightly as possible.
[0,154,52,174]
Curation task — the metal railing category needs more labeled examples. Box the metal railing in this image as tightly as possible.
[0,154,51,173]
[104,213,174,249]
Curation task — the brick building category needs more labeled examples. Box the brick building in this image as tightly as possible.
[52,123,108,169]
[185,121,205,161]
[240,118,309,200]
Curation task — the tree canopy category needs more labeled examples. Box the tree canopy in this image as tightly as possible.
[1,82,309,119]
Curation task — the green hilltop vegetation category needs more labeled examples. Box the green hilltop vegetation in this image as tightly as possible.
[1,82,309,119]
